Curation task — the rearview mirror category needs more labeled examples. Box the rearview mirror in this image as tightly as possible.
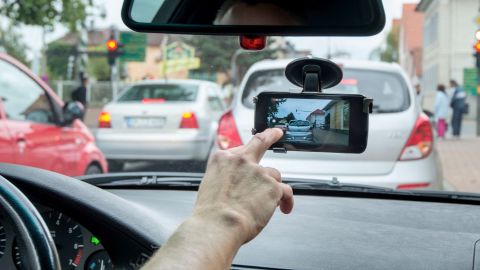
[62,101,85,126]
[122,0,386,36]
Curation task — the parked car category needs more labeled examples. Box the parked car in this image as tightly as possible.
[285,120,313,142]
[216,59,442,190]
[96,79,226,171]
[0,53,108,176]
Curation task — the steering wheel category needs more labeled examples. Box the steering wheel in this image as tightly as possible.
[0,175,61,270]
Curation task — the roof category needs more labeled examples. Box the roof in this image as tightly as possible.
[416,0,432,12]
[308,109,325,117]
[246,58,403,74]
[131,79,218,87]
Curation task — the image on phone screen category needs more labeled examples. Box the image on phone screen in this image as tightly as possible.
[266,98,350,146]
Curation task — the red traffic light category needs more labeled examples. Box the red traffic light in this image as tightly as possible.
[106,39,118,51]
[474,41,480,53]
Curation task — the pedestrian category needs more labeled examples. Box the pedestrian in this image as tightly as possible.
[71,75,89,108]
[449,79,466,138]
[434,84,449,139]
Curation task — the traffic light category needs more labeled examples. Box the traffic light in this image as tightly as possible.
[475,30,480,68]
[106,34,124,66]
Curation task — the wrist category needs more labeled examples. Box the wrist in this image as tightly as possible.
[191,206,249,246]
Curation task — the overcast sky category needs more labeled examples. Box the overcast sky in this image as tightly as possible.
[17,0,420,60]
[277,99,331,120]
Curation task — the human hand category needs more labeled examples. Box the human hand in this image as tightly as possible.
[193,128,294,244]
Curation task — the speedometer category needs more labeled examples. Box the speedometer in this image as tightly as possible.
[0,221,5,259]
[42,210,84,269]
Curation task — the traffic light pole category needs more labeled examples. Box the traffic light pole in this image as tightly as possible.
[111,61,119,100]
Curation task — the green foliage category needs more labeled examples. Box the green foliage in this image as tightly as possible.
[45,41,76,79]
[369,27,399,63]
[186,36,276,81]
[0,24,29,65]
[286,112,296,122]
[88,57,110,81]
[0,0,90,30]
[267,98,287,122]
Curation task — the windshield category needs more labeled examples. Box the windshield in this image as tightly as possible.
[0,0,476,196]
[118,84,199,102]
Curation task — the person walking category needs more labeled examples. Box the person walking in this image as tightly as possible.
[449,79,466,138]
[71,75,89,108]
[434,84,449,139]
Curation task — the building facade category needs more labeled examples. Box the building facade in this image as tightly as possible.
[398,4,424,86]
[417,0,478,109]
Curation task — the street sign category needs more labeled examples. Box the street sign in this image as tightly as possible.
[463,68,477,96]
[120,32,147,62]
[159,58,201,74]
[165,41,195,60]
[159,41,201,75]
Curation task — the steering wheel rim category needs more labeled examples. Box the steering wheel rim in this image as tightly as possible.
[0,175,60,270]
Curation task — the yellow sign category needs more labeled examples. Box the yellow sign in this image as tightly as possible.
[159,58,201,75]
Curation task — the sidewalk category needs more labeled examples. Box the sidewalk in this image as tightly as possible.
[436,137,480,193]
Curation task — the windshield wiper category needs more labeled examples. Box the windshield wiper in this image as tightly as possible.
[286,178,480,203]
[79,173,480,204]
[78,172,203,188]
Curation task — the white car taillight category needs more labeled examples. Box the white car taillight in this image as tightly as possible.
[98,111,111,128]
[399,114,433,161]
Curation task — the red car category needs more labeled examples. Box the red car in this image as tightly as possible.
[0,53,108,176]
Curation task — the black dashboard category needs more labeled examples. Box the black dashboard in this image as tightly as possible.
[3,163,480,270]
[0,204,115,270]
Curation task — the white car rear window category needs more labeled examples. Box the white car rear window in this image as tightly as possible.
[118,84,199,102]
[242,68,410,113]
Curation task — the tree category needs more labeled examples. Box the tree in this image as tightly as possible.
[0,0,91,31]
[267,98,287,122]
[369,25,399,63]
[88,58,110,81]
[187,36,277,82]
[285,112,296,122]
[0,24,29,65]
[46,41,76,80]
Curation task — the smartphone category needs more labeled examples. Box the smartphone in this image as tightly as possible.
[254,92,371,153]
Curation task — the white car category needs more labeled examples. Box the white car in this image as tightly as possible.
[216,59,443,190]
[96,79,226,171]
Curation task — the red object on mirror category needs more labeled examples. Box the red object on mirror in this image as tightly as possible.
[239,35,267,50]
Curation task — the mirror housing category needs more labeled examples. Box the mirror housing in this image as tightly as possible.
[121,0,386,36]
[62,101,85,126]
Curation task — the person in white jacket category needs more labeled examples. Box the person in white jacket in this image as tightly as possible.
[434,84,449,139]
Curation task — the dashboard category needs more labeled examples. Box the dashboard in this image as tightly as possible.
[3,163,480,270]
[0,204,113,270]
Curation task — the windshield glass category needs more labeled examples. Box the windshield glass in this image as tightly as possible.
[241,68,410,112]
[118,84,199,102]
[0,0,476,196]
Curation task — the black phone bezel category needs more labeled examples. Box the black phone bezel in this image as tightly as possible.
[254,92,369,154]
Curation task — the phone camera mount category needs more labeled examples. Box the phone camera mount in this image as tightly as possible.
[285,57,343,93]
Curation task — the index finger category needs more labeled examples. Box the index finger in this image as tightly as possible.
[242,128,283,163]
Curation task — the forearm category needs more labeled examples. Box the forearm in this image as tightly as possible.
[142,213,244,270]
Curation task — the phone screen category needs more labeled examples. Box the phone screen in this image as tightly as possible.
[266,97,350,146]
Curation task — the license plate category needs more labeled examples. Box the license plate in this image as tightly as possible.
[125,117,166,128]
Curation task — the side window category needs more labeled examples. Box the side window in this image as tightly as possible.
[0,60,55,124]
[207,86,224,112]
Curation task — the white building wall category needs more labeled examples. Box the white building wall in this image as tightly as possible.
[421,0,478,111]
